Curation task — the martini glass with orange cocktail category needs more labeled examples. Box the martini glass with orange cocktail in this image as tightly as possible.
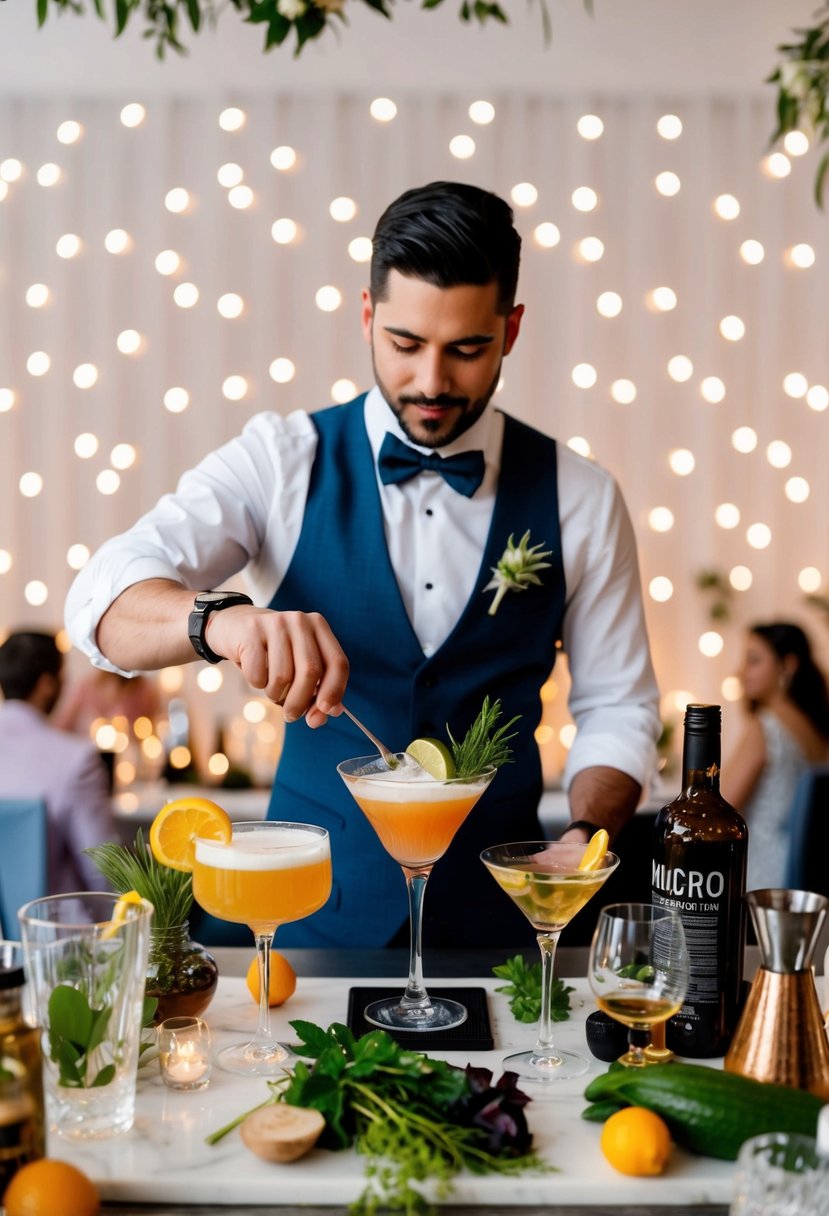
[150,800,331,1076]
[337,700,513,1032]
[481,833,619,1084]
[338,756,494,1031]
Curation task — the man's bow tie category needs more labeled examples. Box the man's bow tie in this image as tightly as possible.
[377,432,485,498]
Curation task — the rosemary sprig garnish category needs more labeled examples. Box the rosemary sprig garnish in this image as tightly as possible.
[85,830,193,931]
[448,696,520,779]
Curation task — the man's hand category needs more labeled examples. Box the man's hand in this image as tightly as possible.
[559,765,642,843]
[206,606,349,727]
[96,580,349,727]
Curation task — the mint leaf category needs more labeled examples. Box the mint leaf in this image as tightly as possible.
[493,954,574,1024]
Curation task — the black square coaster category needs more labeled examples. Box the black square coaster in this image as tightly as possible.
[346,986,493,1051]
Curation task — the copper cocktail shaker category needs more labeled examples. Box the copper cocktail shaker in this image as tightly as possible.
[724,888,829,1099]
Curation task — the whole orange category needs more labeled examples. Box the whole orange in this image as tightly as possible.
[600,1106,672,1176]
[3,1159,100,1216]
[245,951,297,1007]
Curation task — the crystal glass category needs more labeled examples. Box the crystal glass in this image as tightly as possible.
[338,754,495,1031]
[18,892,153,1139]
[729,1132,829,1215]
[191,820,331,1075]
[588,902,688,1067]
[481,839,619,1083]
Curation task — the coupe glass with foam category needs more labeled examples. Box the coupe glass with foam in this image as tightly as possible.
[338,754,495,1031]
[191,820,331,1075]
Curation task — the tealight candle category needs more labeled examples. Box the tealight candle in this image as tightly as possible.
[158,1016,211,1091]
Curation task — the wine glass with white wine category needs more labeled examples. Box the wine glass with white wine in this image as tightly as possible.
[588,902,688,1068]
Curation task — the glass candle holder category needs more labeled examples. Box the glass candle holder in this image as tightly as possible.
[157,1016,211,1091]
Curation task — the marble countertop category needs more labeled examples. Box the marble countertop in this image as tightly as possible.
[48,974,738,1209]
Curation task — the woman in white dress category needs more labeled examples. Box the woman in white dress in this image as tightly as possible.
[722,622,829,890]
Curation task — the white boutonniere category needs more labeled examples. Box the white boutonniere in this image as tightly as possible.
[484,530,553,616]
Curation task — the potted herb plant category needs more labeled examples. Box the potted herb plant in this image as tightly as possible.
[86,831,218,1023]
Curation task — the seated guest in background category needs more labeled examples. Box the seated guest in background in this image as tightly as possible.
[722,621,829,889]
[54,666,160,737]
[0,631,115,893]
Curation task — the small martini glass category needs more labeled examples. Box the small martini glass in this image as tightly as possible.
[481,839,619,1084]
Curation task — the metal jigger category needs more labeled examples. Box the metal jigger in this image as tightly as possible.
[724,889,829,1100]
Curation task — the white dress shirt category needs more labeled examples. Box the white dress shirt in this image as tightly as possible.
[65,386,660,789]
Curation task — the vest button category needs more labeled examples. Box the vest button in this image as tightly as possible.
[422,676,437,688]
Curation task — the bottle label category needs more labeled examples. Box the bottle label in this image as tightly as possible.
[652,841,745,1057]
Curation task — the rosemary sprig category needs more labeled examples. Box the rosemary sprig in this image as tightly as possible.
[85,830,193,931]
[448,696,520,779]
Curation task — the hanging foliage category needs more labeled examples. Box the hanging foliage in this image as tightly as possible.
[767,3,829,207]
[36,0,569,58]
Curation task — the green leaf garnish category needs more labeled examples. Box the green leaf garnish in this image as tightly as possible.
[493,954,574,1024]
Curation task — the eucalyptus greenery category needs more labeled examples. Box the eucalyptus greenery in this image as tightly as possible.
[36,0,587,58]
[768,3,829,207]
[86,830,193,932]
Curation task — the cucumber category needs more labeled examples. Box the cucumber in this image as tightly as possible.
[581,1100,625,1123]
[584,1063,825,1160]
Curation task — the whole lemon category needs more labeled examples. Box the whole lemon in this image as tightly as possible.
[600,1106,672,1176]
[4,1159,100,1216]
[245,951,297,1007]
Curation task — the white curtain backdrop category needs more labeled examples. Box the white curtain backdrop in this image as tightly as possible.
[1,90,827,775]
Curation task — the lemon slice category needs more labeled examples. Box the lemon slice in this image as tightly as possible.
[149,796,232,872]
[405,737,456,779]
[101,889,145,940]
[578,828,610,871]
[496,870,532,896]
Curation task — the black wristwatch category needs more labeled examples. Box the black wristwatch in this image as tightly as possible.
[188,591,253,664]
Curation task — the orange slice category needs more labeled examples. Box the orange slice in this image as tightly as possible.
[149,796,232,872]
[578,828,610,871]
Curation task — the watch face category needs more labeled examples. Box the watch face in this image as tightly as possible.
[196,592,232,605]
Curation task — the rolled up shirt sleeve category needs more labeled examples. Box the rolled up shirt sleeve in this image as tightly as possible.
[558,452,661,792]
[65,410,317,674]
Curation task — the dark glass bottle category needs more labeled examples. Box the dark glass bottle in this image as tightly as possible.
[651,703,747,1058]
[0,953,45,1194]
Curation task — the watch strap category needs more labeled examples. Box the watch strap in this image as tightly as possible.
[188,592,253,664]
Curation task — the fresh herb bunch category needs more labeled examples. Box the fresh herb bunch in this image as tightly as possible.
[207,1021,546,1213]
[86,830,193,931]
[448,696,520,780]
[493,954,573,1025]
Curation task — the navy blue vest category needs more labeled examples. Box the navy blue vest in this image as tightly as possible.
[268,397,566,948]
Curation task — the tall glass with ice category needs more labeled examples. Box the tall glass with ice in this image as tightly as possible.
[191,820,331,1075]
[337,754,496,1031]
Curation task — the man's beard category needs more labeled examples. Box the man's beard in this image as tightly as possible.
[372,350,501,450]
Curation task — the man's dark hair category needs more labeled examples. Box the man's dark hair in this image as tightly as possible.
[0,630,62,701]
[370,181,521,315]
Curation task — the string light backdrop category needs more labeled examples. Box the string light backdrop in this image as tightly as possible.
[0,91,827,776]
